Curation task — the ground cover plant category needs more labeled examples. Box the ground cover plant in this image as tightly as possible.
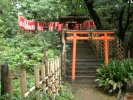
[95,59,133,97]
[0,82,74,100]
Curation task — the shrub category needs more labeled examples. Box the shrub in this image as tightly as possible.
[95,59,133,95]
[0,31,61,71]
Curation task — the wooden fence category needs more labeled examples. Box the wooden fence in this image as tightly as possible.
[1,57,61,99]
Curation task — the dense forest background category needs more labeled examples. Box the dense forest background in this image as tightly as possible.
[0,0,133,61]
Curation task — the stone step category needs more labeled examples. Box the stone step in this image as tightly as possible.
[68,44,92,47]
[66,79,96,84]
[67,55,97,58]
[77,54,97,57]
[66,70,97,76]
[68,48,94,51]
[67,69,97,73]
[67,66,98,70]
[67,42,91,45]
[76,62,102,66]
[66,58,103,61]
[76,58,103,62]
[66,75,96,82]
[66,53,97,59]
[68,51,94,54]
[66,42,102,84]
[66,59,102,63]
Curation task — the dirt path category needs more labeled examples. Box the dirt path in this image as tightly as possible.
[72,84,116,100]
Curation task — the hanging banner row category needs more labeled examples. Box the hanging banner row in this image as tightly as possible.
[18,16,95,32]
[18,16,63,32]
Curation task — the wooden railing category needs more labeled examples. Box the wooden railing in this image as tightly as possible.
[1,57,61,99]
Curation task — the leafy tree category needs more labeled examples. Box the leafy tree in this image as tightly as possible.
[18,0,66,21]
[84,0,133,41]
[0,0,18,37]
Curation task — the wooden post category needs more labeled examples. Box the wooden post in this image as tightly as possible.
[47,61,50,93]
[55,59,58,94]
[48,61,52,94]
[34,66,40,89]
[8,70,13,95]
[34,66,40,100]
[61,30,66,81]
[1,65,9,96]
[42,48,48,92]
[59,57,61,85]
[104,33,109,65]
[52,60,55,95]
[41,64,46,94]
[20,69,27,98]
[72,33,77,82]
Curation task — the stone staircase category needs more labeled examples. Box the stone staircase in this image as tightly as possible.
[66,41,103,84]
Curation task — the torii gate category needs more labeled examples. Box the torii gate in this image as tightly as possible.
[65,30,115,82]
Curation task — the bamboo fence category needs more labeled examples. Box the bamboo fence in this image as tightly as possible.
[7,57,61,99]
[92,36,124,59]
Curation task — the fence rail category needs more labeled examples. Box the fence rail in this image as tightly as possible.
[1,57,61,99]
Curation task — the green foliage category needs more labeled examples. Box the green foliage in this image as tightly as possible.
[94,0,133,30]
[16,82,74,100]
[55,83,75,100]
[0,31,61,71]
[41,83,75,100]
[95,59,133,94]
[19,0,67,21]
[0,0,18,36]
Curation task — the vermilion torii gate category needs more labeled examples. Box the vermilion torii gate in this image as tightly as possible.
[65,30,115,82]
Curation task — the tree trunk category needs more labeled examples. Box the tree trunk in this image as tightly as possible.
[118,7,125,42]
[1,65,9,96]
[84,0,102,30]
[126,33,133,58]
[118,2,132,42]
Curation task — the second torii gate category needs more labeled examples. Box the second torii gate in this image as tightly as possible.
[65,30,115,82]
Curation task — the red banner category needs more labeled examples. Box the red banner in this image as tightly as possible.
[49,22,54,31]
[55,22,59,28]
[58,23,63,32]
[28,20,35,31]
[24,20,28,30]
[37,22,44,31]
[18,16,25,28]
[75,23,79,30]
[89,21,95,27]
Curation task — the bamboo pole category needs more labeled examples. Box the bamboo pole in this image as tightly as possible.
[57,58,60,91]
[49,61,52,93]
[20,69,27,98]
[34,66,40,100]
[55,59,59,94]
[34,66,40,89]
[42,48,49,93]
[52,60,55,94]
[8,70,13,95]
[48,61,51,93]
[41,64,46,93]
[50,61,53,93]
[25,80,43,97]
[58,58,61,86]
